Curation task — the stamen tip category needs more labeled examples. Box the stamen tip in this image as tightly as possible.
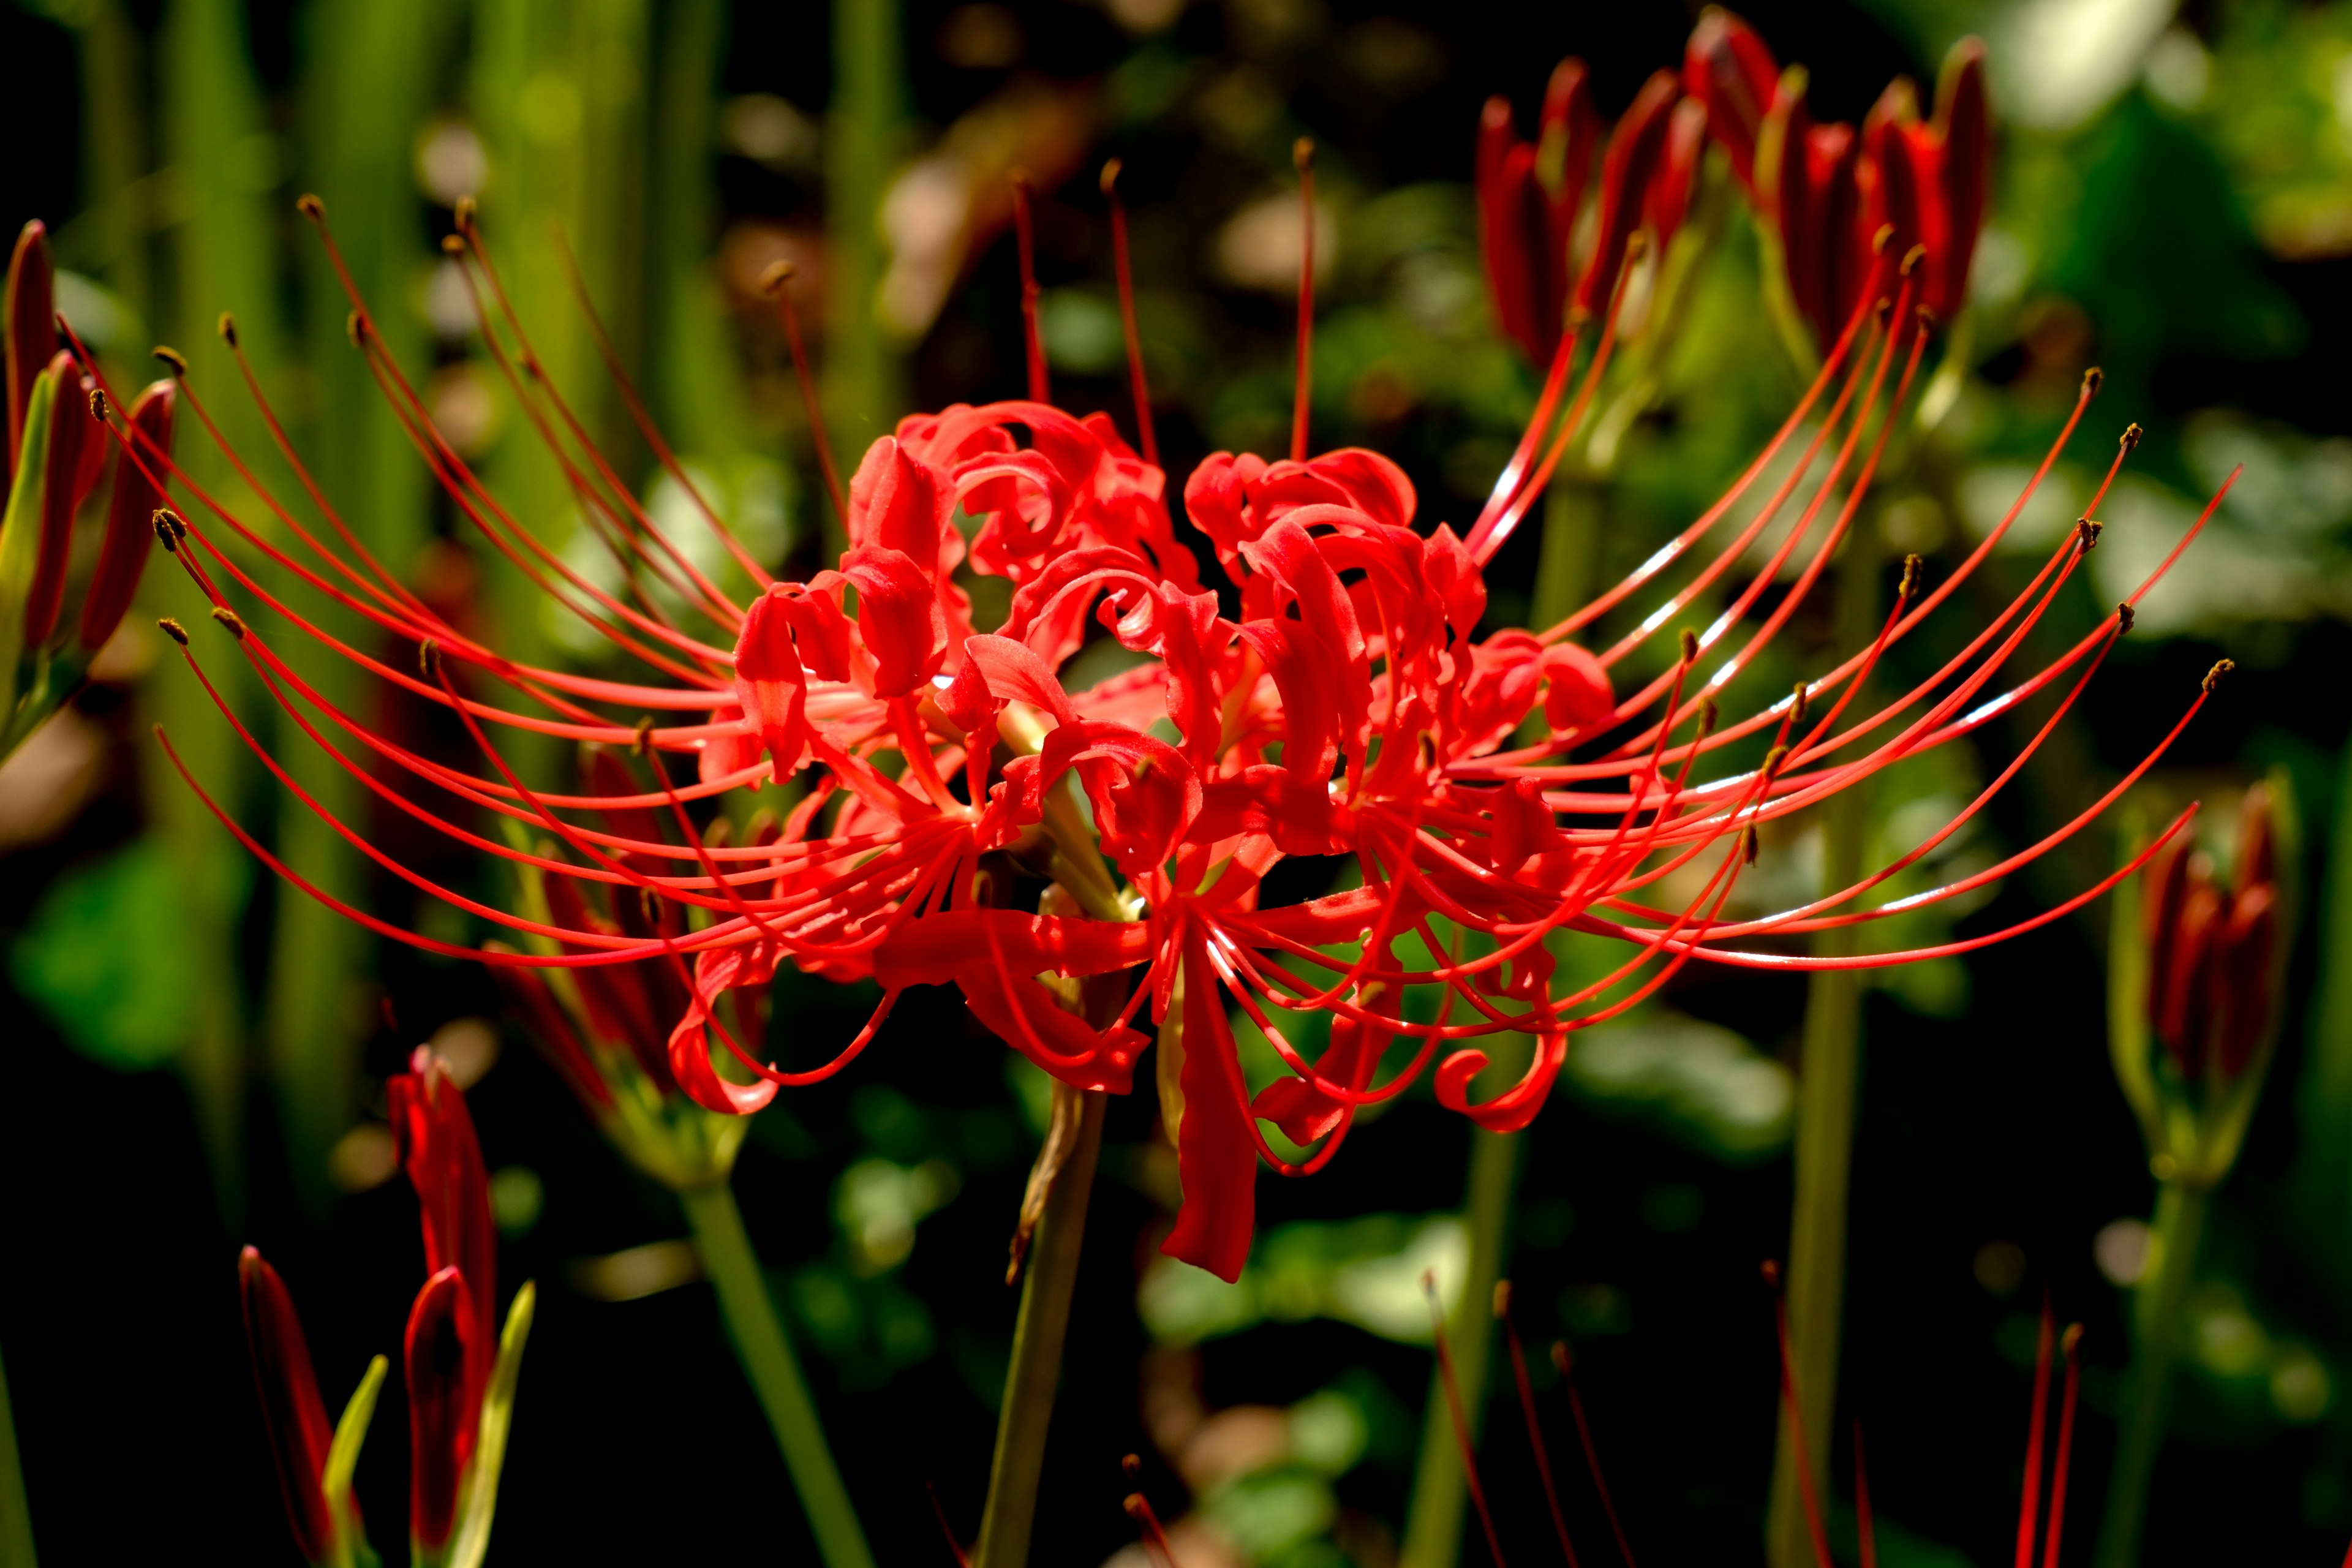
[152,508,182,551]
[635,715,658,760]
[1899,552,1923,600]
[454,194,477,230]
[2203,658,2234,693]
[440,233,464,256]
[1743,823,1760,865]
[2116,601,2135,633]
[157,617,187,646]
[1492,1280,1513,1319]
[2083,366,2105,396]
[1760,1258,1782,1290]
[2121,421,2143,451]
[1099,157,1123,195]
[1678,628,1699,665]
[153,345,188,376]
[295,192,326,224]
[2075,517,2102,551]
[1121,1453,1143,1479]
[1549,1339,1572,1376]
[1871,222,1896,256]
[758,259,798,295]
[217,312,238,348]
[419,638,441,678]
[88,387,108,423]
[2061,1322,2084,1356]
[1790,682,1811,727]
[347,311,368,349]
[1293,136,1315,171]
[1900,242,1927,277]
[209,606,247,639]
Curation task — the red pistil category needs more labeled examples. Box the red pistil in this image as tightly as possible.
[1291,137,1316,463]
[1762,1261,1834,1568]
[1101,160,1158,467]
[1548,1341,1635,1568]
[1425,1270,1509,1566]
[1011,171,1049,405]
[1495,1283,1581,1566]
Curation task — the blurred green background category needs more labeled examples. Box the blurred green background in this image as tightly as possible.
[5,0,2352,1562]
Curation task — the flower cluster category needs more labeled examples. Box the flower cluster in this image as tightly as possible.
[1,221,177,755]
[129,15,2230,1287]
[239,1053,533,1568]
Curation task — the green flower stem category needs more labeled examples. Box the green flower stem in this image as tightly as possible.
[2094,1177,2211,1568]
[822,0,906,561]
[976,1088,1108,1568]
[1765,543,1874,1568]
[1400,1123,1522,1568]
[679,1180,873,1568]
[0,1341,32,1568]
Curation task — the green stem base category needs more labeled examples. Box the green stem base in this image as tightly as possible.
[976,1090,1107,1568]
[680,1180,873,1568]
[2094,1180,2210,1568]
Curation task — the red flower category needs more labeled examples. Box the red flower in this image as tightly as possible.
[388,1050,497,1420]
[151,66,2222,1286]
[2142,780,2280,1082]
[405,1265,479,1552]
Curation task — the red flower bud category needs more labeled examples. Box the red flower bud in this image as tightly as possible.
[78,379,175,651]
[1475,58,1600,367]
[1645,97,1713,255]
[1685,8,1781,194]
[238,1246,346,1563]
[388,1053,496,1421]
[26,350,101,647]
[404,1266,478,1551]
[4,222,54,483]
[1574,71,1682,317]
[2141,783,2283,1084]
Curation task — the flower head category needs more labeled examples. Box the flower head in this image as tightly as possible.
[0,221,177,755]
[149,24,2229,1284]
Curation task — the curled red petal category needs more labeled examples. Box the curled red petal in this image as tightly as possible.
[1160,934,1257,1282]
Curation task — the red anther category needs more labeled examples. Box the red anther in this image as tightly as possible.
[238,1246,347,1562]
[1685,9,1781,194]
[404,1265,478,1551]
[4,221,54,479]
[80,379,177,651]
[388,1054,497,1422]
[1575,71,1681,317]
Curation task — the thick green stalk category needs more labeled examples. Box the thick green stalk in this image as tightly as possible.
[0,1342,32,1568]
[821,0,905,560]
[975,1089,1108,1568]
[67,0,149,328]
[2094,1178,2210,1568]
[1530,481,1599,632]
[1399,1124,1522,1568]
[1765,545,1875,1568]
[679,1180,875,1568]
[2293,736,2352,1297]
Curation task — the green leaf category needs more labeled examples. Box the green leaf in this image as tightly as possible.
[322,1354,387,1568]
[0,370,56,745]
[10,835,246,1071]
[445,1280,535,1568]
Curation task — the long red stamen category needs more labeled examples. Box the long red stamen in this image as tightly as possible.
[1496,1284,1580,1566]
[1763,1261,1834,1568]
[1424,1272,1509,1566]
[761,260,849,527]
[1291,137,1316,463]
[1123,1469,1182,1568]
[2013,1281,2058,1568]
[1549,1342,1635,1568]
[2040,1324,2082,1568]
[1101,160,1158,467]
[1012,172,1050,405]
[925,1481,974,1568]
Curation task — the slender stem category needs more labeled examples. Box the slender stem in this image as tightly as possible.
[823,0,905,562]
[2094,1179,2209,1568]
[680,1180,875,1568]
[1766,545,1875,1568]
[0,1341,33,1568]
[1400,1123,1523,1568]
[976,1089,1108,1568]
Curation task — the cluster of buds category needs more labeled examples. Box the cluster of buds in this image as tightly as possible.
[1687,7,1988,349]
[2110,771,2290,1188]
[239,1052,533,1568]
[1475,9,1988,377]
[1,221,176,756]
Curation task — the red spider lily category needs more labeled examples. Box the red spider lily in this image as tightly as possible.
[140,60,2224,1291]
[1,221,178,753]
[239,1057,530,1567]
